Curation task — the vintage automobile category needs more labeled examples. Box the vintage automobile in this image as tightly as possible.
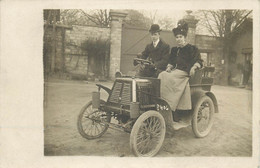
[77,58,218,157]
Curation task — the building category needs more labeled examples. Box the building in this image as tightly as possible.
[228,18,253,88]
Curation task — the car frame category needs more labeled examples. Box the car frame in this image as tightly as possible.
[77,58,218,157]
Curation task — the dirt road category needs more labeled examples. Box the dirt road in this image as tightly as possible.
[44,78,252,156]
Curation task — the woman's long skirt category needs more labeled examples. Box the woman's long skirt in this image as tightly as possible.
[158,69,192,111]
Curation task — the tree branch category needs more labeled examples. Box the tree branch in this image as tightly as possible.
[81,10,100,25]
[232,10,252,31]
[202,11,218,37]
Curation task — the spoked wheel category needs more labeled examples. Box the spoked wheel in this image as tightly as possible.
[77,100,111,139]
[192,96,215,138]
[130,111,166,157]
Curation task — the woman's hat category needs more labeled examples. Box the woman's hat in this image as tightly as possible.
[149,24,162,33]
[172,20,188,37]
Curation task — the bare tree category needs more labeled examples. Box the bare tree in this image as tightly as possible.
[132,10,158,26]
[60,9,88,25]
[80,9,110,27]
[147,10,158,24]
[59,9,110,27]
[195,10,252,85]
[158,16,175,30]
[123,10,152,28]
[60,9,159,28]
[196,10,252,37]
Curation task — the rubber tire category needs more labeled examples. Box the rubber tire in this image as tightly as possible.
[77,100,111,140]
[130,110,166,157]
[192,96,214,138]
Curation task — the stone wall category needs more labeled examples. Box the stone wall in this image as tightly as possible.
[64,25,110,78]
[195,35,224,85]
[44,24,111,79]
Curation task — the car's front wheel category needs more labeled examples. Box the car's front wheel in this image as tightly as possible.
[77,100,111,139]
[130,110,166,157]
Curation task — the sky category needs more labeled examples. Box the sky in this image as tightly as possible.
[141,9,187,26]
[140,9,211,35]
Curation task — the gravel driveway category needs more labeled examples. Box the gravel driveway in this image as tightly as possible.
[44,78,252,157]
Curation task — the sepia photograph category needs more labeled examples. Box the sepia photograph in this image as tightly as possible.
[43,9,253,157]
[0,0,259,168]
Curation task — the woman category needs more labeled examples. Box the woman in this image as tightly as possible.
[158,20,203,130]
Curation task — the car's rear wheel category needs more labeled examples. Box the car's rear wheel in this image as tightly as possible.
[192,96,214,138]
[77,100,111,139]
[130,111,166,157]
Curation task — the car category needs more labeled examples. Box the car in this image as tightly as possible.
[77,58,219,157]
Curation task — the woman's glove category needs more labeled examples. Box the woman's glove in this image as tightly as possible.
[166,64,173,72]
[190,63,201,76]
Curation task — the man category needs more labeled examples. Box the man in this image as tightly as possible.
[134,24,170,77]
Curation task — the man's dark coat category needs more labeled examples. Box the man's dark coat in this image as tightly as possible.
[141,39,170,71]
[138,39,170,77]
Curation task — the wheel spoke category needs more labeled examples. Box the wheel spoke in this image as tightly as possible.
[143,139,153,154]
[137,138,148,151]
[95,124,100,135]
[130,111,166,156]
[152,131,162,138]
[137,129,147,142]
[91,124,96,136]
[96,124,103,134]
[81,118,90,127]
[87,123,95,134]
[136,117,163,155]
[92,124,96,136]
[151,120,161,132]
[152,118,160,130]
[146,119,152,132]
[197,103,211,132]
[78,101,111,140]
[97,123,104,132]
[137,137,149,147]
[149,117,154,130]
[83,123,90,132]
[86,125,93,136]
[139,138,150,154]
[93,124,98,135]
[90,125,95,136]
[86,106,93,115]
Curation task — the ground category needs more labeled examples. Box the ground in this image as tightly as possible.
[44,78,252,157]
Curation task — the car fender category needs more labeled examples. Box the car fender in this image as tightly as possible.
[191,90,219,113]
[205,92,219,113]
[153,97,172,112]
[96,84,111,95]
[152,97,174,128]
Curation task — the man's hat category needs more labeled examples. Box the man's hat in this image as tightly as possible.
[149,24,162,33]
[172,20,188,37]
